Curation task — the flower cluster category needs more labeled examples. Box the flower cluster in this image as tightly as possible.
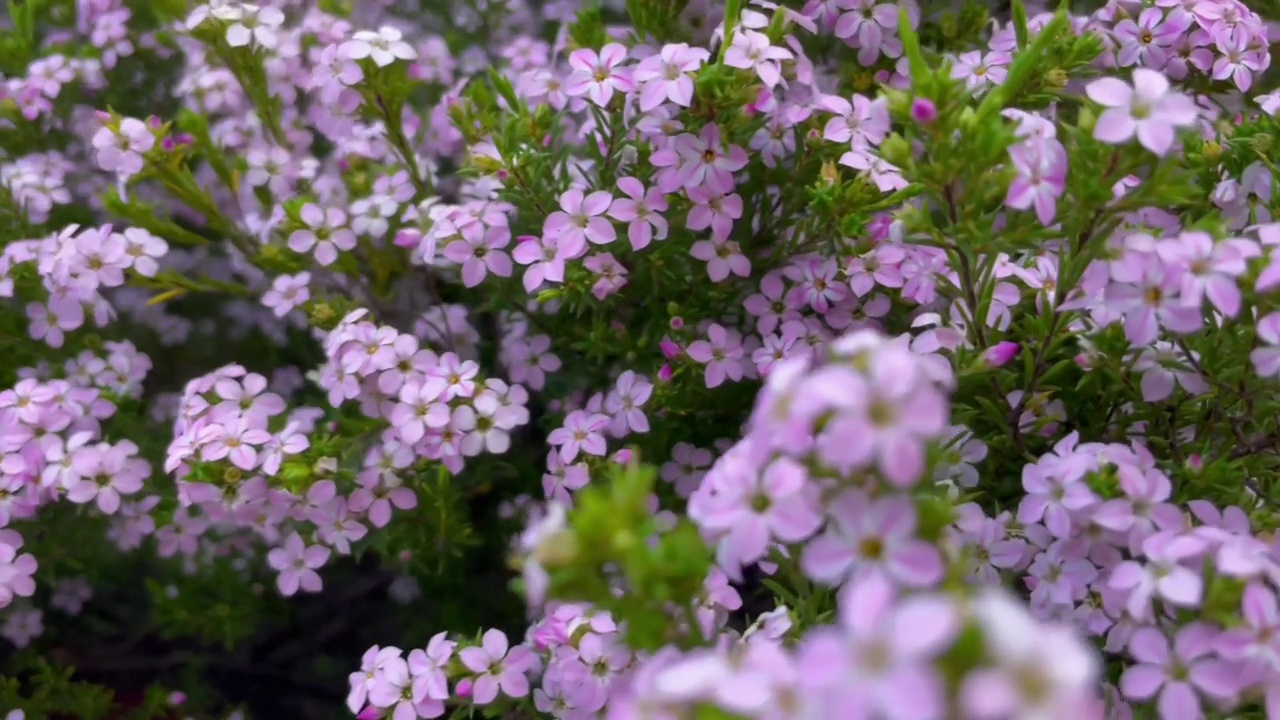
[2,0,1280,716]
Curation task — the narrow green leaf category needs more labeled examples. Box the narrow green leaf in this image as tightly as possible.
[1011,0,1029,50]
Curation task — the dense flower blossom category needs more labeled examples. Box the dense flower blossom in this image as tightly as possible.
[4,0,1280,716]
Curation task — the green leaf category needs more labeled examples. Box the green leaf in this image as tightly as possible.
[1010,0,1029,51]
[898,8,929,88]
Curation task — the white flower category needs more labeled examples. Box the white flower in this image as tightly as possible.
[221,4,285,50]
[341,27,417,67]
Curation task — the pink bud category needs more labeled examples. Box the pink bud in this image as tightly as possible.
[94,110,112,123]
[982,341,1020,368]
[657,363,673,383]
[148,115,163,129]
[394,229,423,248]
[168,692,187,706]
[455,678,474,697]
[1186,454,1204,473]
[398,550,413,562]
[612,449,634,464]
[910,98,937,124]
[659,339,681,359]
[669,317,685,330]
[356,706,381,720]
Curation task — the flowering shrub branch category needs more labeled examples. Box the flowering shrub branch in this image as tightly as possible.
[1,0,1280,717]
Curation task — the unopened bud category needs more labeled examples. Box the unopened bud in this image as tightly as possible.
[1044,68,1069,89]
[820,159,839,185]
[910,98,938,125]
[982,341,1020,368]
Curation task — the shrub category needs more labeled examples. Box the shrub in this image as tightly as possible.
[2,0,1280,718]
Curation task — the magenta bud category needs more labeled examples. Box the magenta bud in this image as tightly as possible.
[168,692,187,706]
[455,679,474,697]
[148,115,163,129]
[657,363,673,383]
[356,707,381,720]
[910,98,937,125]
[162,137,178,151]
[983,341,1020,368]
[612,449,634,464]
[94,110,112,122]
[659,339,681,359]
[669,316,685,330]
[1186,454,1204,473]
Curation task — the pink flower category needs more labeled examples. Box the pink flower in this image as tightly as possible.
[674,123,749,194]
[686,186,743,241]
[696,454,823,576]
[1212,25,1264,92]
[262,272,311,317]
[409,632,456,702]
[442,226,513,287]
[458,629,536,705]
[0,539,37,609]
[817,93,890,149]
[952,51,1011,93]
[1004,137,1067,226]
[633,43,708,111]
[801,575,958,720]
[960,590,1100,719]
[288,204,357,266]
[802,490,943,588]
[685,323,746,388]
[583,253,628,300]
[690,237,750,282]
[1121,625,1240,718]
[605,370,653,435]
[543,189,616,257]
[564,43,633,106]
[723,30,793,87]
[512,234,572,292]
[1113,8,1188,69]
[1108,530,1206,620]
[833,0,901,65]
[266,532,330,596]
[547,410,609,463]
[607,177,669,250]
[1086,68,1198,155]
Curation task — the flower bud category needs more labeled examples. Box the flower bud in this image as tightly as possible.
[1044,68,1069,89]
[910,98,938,125]
[878,133,912,168]
[982,341,1020,368]
[820,159,839,185]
